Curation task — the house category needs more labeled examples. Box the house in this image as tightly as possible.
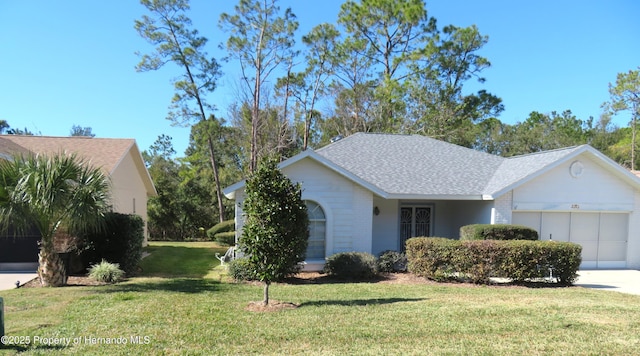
[0,135,157,271]
[224,133,640,271]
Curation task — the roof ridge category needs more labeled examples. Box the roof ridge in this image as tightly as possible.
[507,145,584,159]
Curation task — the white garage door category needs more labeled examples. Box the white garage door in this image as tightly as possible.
[512,212,628,269]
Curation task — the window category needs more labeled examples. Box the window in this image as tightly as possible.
[305,201,326,260]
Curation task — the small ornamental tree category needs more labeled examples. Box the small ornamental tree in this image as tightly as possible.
[240,157,309,305]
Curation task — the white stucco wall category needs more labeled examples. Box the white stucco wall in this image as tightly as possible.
[492,191,513,224]
[513,154,634,212]
[372,197,399,254]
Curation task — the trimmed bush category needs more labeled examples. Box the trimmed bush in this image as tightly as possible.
[406,237,582,285]
[378,250,408,273]
[81,212,145,276]
[88,259,125,283]
[207,220,235,240]
[324,252,379,279]
[406,237,460,281]
[460,224,539,241]
[227,257,257,281]
[214,231,236,246]
[498,240,582,284]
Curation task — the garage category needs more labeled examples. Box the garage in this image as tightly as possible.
[512,212,628,269]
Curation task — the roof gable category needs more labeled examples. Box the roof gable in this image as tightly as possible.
[223,149,387,199]
[485,145,640,198]
[0,135,156,196]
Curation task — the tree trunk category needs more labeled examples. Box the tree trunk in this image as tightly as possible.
[206,134,226,223]
[38,247,66,287]
[263,281,270,306]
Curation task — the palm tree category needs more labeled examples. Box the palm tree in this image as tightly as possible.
[0,153,111,287]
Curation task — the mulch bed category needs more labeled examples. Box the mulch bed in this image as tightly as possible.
[20,275,108,288]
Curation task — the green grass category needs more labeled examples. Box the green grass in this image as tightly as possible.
[139,241,222,278]
[2,241,640,355]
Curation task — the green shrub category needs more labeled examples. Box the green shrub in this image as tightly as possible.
[324,252,378,279]
[88,259,125,283]
[460,224,539,241]
[406,237,582,285]
[214,231,236,246]
[406,237,460,281]
[378,250,407,273]
[227,257,257,281]
[207,220,235,240]
[497,240,582,284]
[81,213,144,276]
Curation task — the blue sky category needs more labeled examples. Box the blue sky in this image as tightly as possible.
[0,1,638,156]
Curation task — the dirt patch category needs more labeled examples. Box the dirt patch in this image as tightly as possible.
[20,275,109,288]
[245,300,299,312]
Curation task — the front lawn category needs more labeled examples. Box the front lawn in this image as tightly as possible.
[1,241,640,355]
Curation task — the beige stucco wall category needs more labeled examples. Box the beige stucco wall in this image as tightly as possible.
[109,149,150,241]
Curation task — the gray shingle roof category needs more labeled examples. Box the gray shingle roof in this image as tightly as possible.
[224,133,637,200]
[316,133,505,197]
[483,146,584,196]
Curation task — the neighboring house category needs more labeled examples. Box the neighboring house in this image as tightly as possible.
[224,133,640,271]
[0,135,157,271]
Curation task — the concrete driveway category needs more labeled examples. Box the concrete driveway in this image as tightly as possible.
[0,270,639,295]
[0,272,38,291]
[574,269,640,296]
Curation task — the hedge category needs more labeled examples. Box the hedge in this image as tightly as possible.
[406,237,581,285]
[460,224,539,241]
[324,252,379,279]
[206,220,235,240]
[214,231,236,246]
[81,212,145,276]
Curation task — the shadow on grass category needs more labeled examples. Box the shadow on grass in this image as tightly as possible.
[96,278,224,294]
[0,344,66,353]
[300,297,427,307]
[284,274,388,285]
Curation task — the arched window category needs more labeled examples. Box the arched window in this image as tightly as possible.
[305,201,326,260]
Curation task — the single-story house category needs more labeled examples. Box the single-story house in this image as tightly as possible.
[0,135,157,271]
[224,133,640,270]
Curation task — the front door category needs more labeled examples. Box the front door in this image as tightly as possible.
[400,206,432,250]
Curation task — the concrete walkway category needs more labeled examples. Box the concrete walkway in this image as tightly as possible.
[1,270,639,295]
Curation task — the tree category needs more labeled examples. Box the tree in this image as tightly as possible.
[70,125,96,137]
[605,67,640,170]
[498,110,590,156]
[6,127,36,135]
[220,0,299,172]
[0,120,8,134]
[337,0,435,131]
[0,154,111,286]
[136,0,226,222]
[405,25,503,145]
[279,23,338,150]
[240,157,308,305]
